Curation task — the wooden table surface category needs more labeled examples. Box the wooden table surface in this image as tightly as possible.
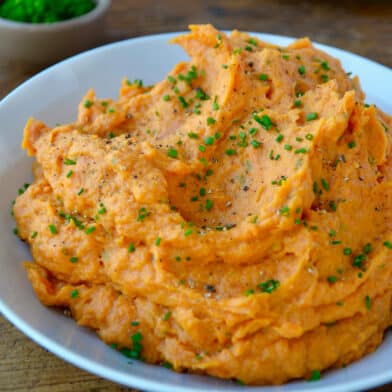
[1,1,391,391]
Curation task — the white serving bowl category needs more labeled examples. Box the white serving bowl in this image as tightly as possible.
[0,0,111,65]
[0,32,391,392]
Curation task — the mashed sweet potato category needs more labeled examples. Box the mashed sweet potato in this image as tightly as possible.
[13,25,392,384]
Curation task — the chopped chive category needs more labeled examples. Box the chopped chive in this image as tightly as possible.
[294,148,308,154]
[259,73,268,81]
[98,203,106,215]
[85,226,96,235]
[329,201,337,211]
[248,38,258,46]
[284,144,292,151]
[306,112,318,121]
[348,140,356,149]
[343,247,352,255]
[137,207,150,222]
[305,133,314,140]
[327,276,338,284]
[321,74,329,83]
[131,321,140,326]
[70,256,78,263]
[48,224,57,234]
[353,254,366,268]
[253,113,272,130]
[363,243,372,254]
[214,34,223,48]
[279,206,290,216]
[308,370,321,382]
[178,96,189,108]
[128,243,135,253]
[84,99,93,108]
[269,150,280,160]
[195,88,210,101]
[294,99,302,107]
[321,178,329,191]
[321,61,330,71]
[64,158,76,165]
[205,199,213,211]
[70,289,79,299]
[225,149,236,156]
[167,75,176,84]
[282,54,289,60]
[212,96,219,111]
[251,140,261,148]
[163,311,172,321]
[365,295,371,310]
[188,132,198,139]
[245,288,255,296]
[383,241,392,249]
[258,279,280,293]
[331,240,342,245]
[298,65,306,75]
[77,188,84,196]
[184,229,193,237]
[31,231,38,239]
[163,94,170,101]
[206,117,216,126]
[167,148,178,159]
[199,187,206,196]
[155,237,161,246]
[198,145,206,153]
[249,127,258,136]
[66,170,73,178]
[276,134,284,143]
[205,136,214,145]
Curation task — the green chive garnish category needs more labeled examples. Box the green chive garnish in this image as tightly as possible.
[306,112,318,121]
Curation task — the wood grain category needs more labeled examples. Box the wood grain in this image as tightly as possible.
[1,0,391,390]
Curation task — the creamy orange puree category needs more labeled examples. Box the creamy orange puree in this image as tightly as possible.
[13,25,392,384]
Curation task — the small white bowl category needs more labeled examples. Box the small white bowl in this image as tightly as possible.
[0,0,111,66]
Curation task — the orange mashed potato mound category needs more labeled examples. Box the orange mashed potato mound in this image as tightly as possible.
[14,25,392,384]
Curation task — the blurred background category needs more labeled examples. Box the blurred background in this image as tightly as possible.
[0,0,391,391]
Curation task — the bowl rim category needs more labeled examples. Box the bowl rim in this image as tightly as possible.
[0,0,111,30]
